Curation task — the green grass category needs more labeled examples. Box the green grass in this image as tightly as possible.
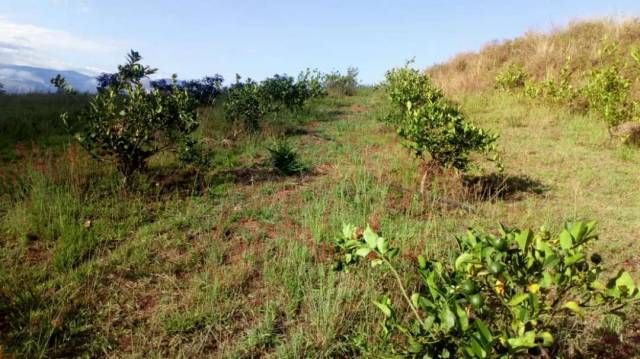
[1,88,639,357]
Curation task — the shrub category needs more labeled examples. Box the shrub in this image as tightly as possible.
[224,76,266,132]
[495,64,527,91]
[0,81,5,95]
[583,65,633,128]
[62,50,200,177]
[523,80,541,99]
[298,68,327,99]
[324,67,359,96]
[267,139,305,175]
[335,222,639,358]
[385,65,500,175]
[260,74,311,112]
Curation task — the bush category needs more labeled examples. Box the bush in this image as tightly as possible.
[267,139,305,175]
[324,67,359,96]
[495,64,527,91]
[0,81,5,95]
[224,76,266,132]
[385,65,500,173]
[260,74,311,113]
[62,50,200,177]
[298,68,327,99]
[583,65,633,128]
[335,222,639,358]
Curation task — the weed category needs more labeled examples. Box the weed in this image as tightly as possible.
[268,139,306,175]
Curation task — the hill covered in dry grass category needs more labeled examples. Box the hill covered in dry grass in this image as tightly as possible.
[429,18,640,97]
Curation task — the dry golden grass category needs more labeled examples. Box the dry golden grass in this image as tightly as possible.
[429,18,640,96]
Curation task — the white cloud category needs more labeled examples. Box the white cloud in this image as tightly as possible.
[0,16,122,73]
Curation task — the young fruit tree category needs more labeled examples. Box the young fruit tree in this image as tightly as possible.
[384,64,501,193]
[334,222,639,358]
[62,50,200,178]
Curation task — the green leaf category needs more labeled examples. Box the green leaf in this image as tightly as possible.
[411,293,420,309]
[468,337,487,358]
[539,332,554,347]
[507,331,536,349]
[374,300,392,317]
[439,307,457,332]
[363,226,378,249]
[423,315,435,331]
[342,223,356,240]
[376,236,388,254]
[564,252,585,266]
[615,271,637,296]
[508,293,529,306]
[559,230,573,250]
[455,303,469,331]
[569,221,591,244]
[354,247,371,257]
[418,255,427,269]
[515,230,532,251]
[564,301,584,319]
[455,252,475,271]
[475,320,492,345]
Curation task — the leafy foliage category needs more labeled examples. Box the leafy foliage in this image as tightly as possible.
[335,222,639,358]
[495,64,527,91]
[298,68,327,99]
[260,74,312,112]
[504,51,636,131]
[385,64,500,171]
[224,72,324,132]
[224,76,266,132]
[62,50,199,177]
[522,58,578,106]
[267,139,305,175]
[0,81,5,95]
[583,65,633,128]
[324,67,359,96]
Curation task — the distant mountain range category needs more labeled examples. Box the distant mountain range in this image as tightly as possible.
[0,64,98,94]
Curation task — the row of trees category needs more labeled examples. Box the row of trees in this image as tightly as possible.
[327,63,640,358]
[57,50,358,179]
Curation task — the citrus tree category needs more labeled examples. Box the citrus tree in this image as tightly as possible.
[384,64,501,192]
[335,222,639,358]
[62,50,200,177]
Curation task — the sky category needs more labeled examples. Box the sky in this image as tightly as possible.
[1,1,640,84]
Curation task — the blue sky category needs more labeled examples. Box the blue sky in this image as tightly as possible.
[1,1,640,83]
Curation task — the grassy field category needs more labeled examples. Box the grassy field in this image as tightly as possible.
[0,85,638,358]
